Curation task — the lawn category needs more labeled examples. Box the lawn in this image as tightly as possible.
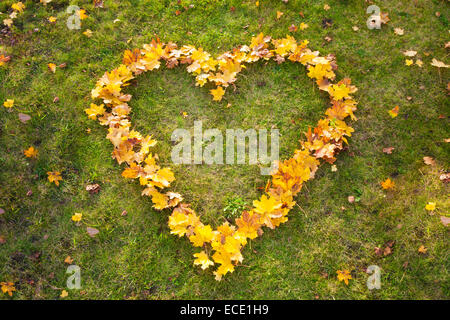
[0,0,449,300]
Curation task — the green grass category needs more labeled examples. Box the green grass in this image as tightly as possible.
[0,0,449,299]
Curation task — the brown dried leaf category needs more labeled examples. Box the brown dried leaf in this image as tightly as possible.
[94,0,104,8]
[440,216,450,227]
[374,247,382,256]
[18,113,31,123]
[86,183,100,194]
[289,24,298,32]
[423,156,435,166]
[87,227,99,237]
[439,173,450,183]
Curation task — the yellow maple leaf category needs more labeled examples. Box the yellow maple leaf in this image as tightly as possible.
[168,211,190,237]
[71,213,82,222]
[328,84,350,101]
[388,105,399,118]
[299,22,308,30]
[0,54,11,66]
[307,63,335,81]
[3,99,14,108]
[48,63,57,73]
[78,9,88,20]
[193,251,214,270]
[150,190,169,210]
[121,163,140,179]
[149,167,175,188]
[48,16,57,23]
[83,29,93,37]
[64,256,73,264]
[189,224,215,247]
[85,103,105,120]
[381,178,395,190]
[425,202,436,211]
[235,211,261,239]
[60,290,68,298]
[210,86,225,101]
[47,171,63,186]
[418,245,427,254]
[24,147,38,158]
[12,2,25,13]
[276,11,283,19]
[212,250,236,281]
[253,195,283,215]
[405,59,413,66]
[337,269,352,285]
[1,282,16,296]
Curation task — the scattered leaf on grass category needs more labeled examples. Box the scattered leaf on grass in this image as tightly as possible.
[425,202,436,211]
[381,178,395,190]
[383,147,395,154]
[87,227,99,237]
[423,156,435,166]
[439,173,449,183]
[71,213,82,222]
[380,12,390,24]
[1,282,15,296]
[48,63,56,73]
[336,270,352,285]
[0,55,11,66]
[418,245,427,254]
[86,183,100,194]
[430,58,449,68]
[24,147,38,158]
[83,29,93,37]
[403,50,417,57]
[18,113,31,123]
[388,105,399,118]
[440,216,450,227]
[3,99,14,108]
[94,0,104,8]
[47,171,62,186]
[394,28,404,36]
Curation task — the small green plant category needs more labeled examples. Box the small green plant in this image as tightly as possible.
[223,197,247,220]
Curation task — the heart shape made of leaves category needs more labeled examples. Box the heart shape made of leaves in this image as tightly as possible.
[87,34,358,280]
